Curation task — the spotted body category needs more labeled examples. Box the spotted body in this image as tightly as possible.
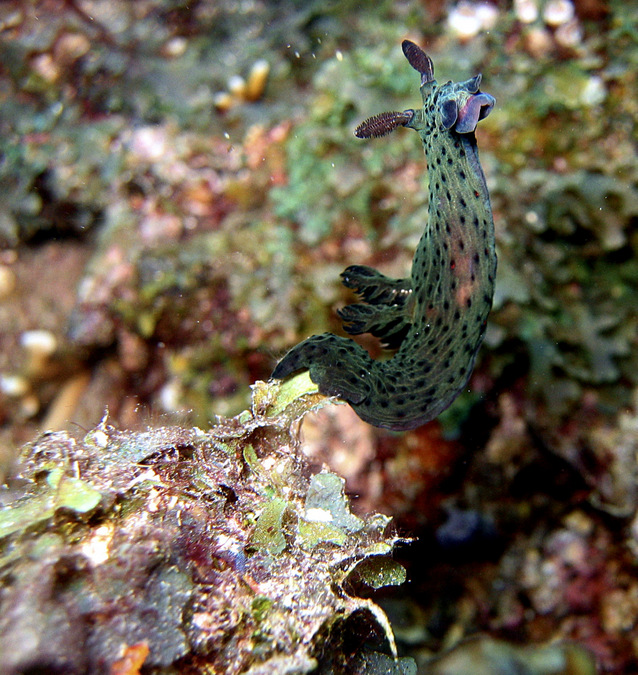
[271,41,497,431]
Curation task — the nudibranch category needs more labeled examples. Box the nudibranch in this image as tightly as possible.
[272,40,497,431]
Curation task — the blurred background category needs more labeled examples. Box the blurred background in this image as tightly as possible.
[1,0,637,670]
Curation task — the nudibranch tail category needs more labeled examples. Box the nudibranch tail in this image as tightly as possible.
[270,333,371,405]
[271,40,497,431]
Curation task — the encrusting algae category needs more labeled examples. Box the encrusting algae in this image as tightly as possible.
[0,374,410,674]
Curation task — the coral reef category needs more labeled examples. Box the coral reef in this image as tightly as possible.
[0,375,409,674]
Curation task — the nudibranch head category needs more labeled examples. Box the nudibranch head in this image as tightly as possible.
[437,84,496,133]
[356,40,496,138]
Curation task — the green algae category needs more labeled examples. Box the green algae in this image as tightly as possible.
[0,462,101,540]
[251,497,289,555]
[347,556,407,590]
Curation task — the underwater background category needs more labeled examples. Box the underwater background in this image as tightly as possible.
[1,0,637,672]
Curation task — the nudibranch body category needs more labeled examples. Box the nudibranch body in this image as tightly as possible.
[271,40,497,431]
